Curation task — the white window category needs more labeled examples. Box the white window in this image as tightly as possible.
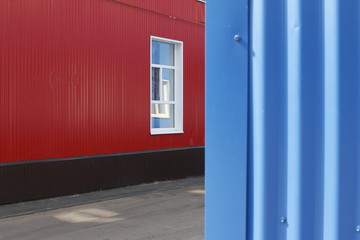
[150,36,183,135]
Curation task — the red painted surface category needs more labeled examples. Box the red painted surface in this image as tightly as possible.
[0,0,205,163]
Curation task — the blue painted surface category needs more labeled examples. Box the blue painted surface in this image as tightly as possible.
[205,0,248,239]
[206,0,360,239]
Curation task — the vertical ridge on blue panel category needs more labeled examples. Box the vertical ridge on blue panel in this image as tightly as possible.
[286,0,302,239]
[251,0,265,239]
[323,0,340,239]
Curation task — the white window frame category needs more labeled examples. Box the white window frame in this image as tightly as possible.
[150,36,183,135]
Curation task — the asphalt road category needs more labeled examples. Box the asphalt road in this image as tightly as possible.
[0,178,204,240]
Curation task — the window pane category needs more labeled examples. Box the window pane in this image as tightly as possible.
[151,104,175,128]
[152,41,174,66]
[152,67,160,100]
[162,69,174,101]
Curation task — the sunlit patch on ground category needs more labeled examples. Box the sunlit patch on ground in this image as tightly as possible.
[187,189,205,195]
[54,208,124,223]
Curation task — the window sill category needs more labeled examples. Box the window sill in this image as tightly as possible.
[151,129,184,135]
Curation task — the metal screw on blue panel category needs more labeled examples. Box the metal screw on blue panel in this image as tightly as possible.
[280,217,287,224]
[356,225,360,232]
[234,35,241,42]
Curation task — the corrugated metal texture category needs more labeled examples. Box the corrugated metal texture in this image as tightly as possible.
[249,0,360,240]
[206,0,360,239]
[0,0,204,163]
[112,0,205,24]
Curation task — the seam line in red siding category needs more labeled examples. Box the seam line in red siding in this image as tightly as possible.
[110,0,205,26]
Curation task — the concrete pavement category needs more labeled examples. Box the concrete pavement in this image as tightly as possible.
[0,177,204,240]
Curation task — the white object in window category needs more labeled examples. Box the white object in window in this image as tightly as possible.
[150,36,183,135]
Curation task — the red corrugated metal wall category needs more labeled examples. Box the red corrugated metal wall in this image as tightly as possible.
[0,0,205,163]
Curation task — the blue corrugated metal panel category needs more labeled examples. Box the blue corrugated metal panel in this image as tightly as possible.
[206,0,360,239]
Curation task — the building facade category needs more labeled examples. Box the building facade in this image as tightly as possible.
[0,0,205,204]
